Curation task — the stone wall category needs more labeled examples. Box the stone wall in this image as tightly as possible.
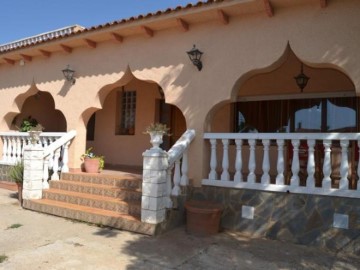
[190,186,360,253]
[0,164,12,181]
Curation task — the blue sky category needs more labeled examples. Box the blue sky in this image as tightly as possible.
[0,0,198,45]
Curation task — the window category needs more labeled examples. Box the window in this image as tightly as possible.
[117,90,136,135]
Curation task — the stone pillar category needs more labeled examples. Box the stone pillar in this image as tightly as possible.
[23,145,44,200]
[141,148,168,224]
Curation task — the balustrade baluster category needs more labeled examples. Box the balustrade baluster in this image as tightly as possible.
[11,137,16,163]
[221,139,230,181]
[290,139,300,187]
[306,139,316,188]
[234,139,243,183]
[172,160,181,196]
[2,136,8,162]
[180,150,189,186]
[209,139,218,180]
[6,137,12,162]
[247,139,256,183]
[339,140,349,190]
[261,139,270,184]
[166,167,173,208]
[276,139,285,185]
[322,140,332,189]
[21,137,27,160]
[51,148,60,180]
[61,142,70,172]
[16,137,22,162]
[43,156,50,189]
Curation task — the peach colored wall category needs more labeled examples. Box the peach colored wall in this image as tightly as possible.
[87,78,161,166]
[0,1,359,186]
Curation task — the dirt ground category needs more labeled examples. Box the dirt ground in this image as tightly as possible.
[0,188,359,270]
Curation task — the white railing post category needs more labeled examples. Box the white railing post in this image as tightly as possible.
[234,139,243,183]
[23,144,44,200]
[11,137,16,163]
[261,139,270,184]
[172,160,181,196]
[247,139,256,183]
[61,142,70,172]
[306,139,316,188]
[339,140,349,190]
[2,136,8,162]
[180,150,189,186]
[16,136,22,162]
[51,148,60,180]
[43,156,50,189]
[275,139,285,185]
[221,139,230,181]
[322,140,332,190]
[290,139,300,187]
[209,139,218,180]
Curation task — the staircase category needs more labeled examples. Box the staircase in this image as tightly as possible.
[23,172,157,235]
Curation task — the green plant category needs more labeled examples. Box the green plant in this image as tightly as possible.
[19,116,38,132]
[0,254,8,263]
[8,162,24,184]
[7,223,23,229]
[144,122,171,136]
[81,147,105,170]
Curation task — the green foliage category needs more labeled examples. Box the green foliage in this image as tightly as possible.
[81,147,105,170]
[8,162,24,184]
[0,254,8,263]
[144,122,171,136]
[19,116,38,132]
[7,223,23,229]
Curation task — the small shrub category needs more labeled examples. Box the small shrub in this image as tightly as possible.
[8,162,24,184]
[7,223,23,229]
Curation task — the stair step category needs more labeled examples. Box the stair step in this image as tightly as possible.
[61,172,142,189]
[43,189,141,216]
[23,199,155,235]
[49,180,142,200]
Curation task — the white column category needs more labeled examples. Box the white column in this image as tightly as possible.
[61,142,70,173]
[172,160,181,196]
[306,139,316,188]
[290,139,300,187]
[247,139,256,183]
[322,140,332,190]
[261,139,270,184]
[51,148,60,180]
[339,140,349,190]
[209,139,218,180]
[234,139,243,183]
[275,139,285,185]
[23,144,44,200]
[180,150,189,186]
[221,139,230,181]
[142,148,168,224]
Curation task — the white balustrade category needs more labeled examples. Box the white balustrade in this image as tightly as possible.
[203,132,360,199]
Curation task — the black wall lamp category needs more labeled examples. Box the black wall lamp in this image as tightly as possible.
[62,65,76,84]
[294,63,310,92]
[187,45,203,71]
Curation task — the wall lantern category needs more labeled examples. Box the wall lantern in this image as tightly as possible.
[186,45,203,71]
[294,63,310,92]
[62,65,76,84]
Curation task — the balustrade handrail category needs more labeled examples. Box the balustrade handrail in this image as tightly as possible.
[204,132,360,141]
[43,130,76,158]
[167,129,195,167]
[0,131,66,137]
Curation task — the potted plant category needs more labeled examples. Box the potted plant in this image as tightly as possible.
[8,162,24,204]
[144,122,171,149]
[28,124,44,145]
[18,116,38,132]
[81,147,104,173]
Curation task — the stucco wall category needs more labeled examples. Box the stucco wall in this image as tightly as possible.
[0,0,359,184]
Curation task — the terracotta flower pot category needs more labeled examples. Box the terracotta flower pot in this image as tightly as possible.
[83,158,101,173]
[185,200,223,235]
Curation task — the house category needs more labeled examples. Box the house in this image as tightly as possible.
[0,0,359,251]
